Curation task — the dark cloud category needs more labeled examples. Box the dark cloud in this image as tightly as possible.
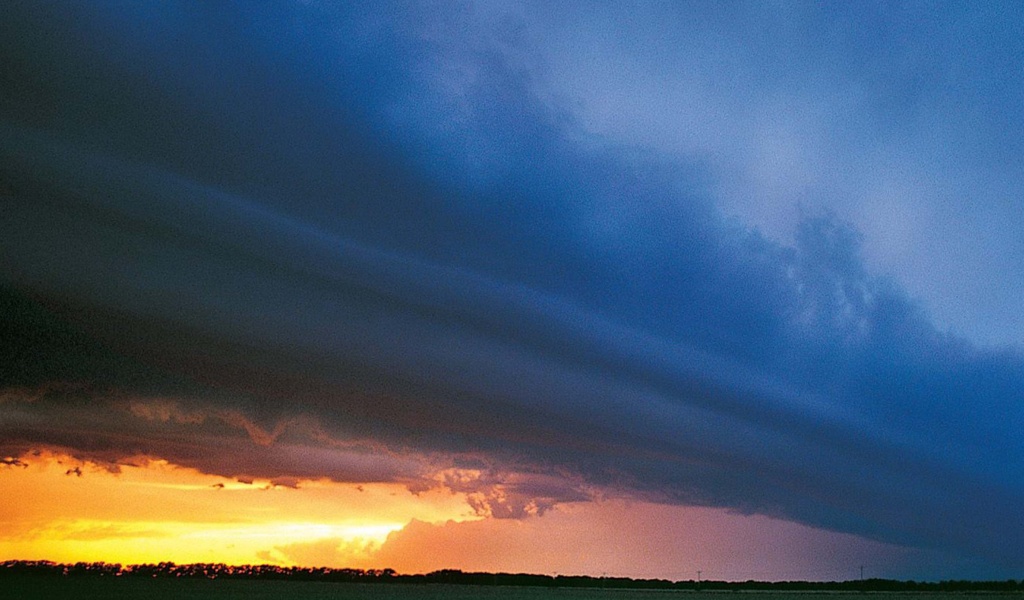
[0,388,434,485]
[1,1,1021,575]
[422,469,594,519]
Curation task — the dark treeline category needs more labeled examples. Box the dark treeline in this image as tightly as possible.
[2,560,1022,592]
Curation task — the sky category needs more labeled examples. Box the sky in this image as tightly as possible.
[1,0,1022,582]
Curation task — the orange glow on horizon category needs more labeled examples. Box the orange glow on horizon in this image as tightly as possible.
[1,451,916,580]
[0,451,478,567]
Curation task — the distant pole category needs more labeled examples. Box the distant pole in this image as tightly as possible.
[697,570,702,590]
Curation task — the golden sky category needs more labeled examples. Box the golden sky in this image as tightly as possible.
[0,451,475,567]
[0,450,925,580]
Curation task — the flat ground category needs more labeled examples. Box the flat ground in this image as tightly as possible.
[3,579,1022,600]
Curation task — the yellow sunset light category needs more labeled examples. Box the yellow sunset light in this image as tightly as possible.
[0,451,476,567]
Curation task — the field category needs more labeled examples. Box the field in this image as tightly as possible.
[3,579,1021,600]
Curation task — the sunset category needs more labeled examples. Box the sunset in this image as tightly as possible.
[2,0,1022,590]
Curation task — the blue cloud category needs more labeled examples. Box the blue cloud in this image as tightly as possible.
[2,1,1021,575]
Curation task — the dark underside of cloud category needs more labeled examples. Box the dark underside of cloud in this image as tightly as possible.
[1,3,1021,570]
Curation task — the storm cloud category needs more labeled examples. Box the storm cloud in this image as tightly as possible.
[2,2,1021,574]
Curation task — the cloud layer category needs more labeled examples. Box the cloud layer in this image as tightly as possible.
[2,2,1021,575]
